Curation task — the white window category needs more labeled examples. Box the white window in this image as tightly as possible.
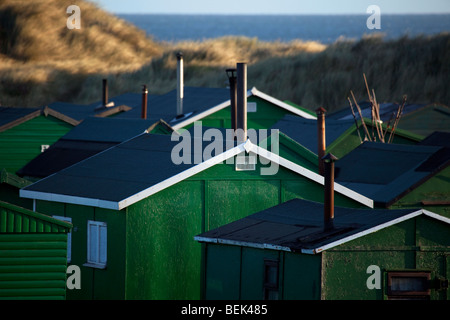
[85,220,107,269]
[53,216,72,263]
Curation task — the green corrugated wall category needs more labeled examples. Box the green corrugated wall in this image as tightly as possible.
[0,234,68,299]
[0,115,73,174]
[0,203,70,300]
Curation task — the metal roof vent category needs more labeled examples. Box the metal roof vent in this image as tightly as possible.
[323,153,338,231]
[177,52,184,117]
[235,152,256,171]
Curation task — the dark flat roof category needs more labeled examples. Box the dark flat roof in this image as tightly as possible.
[271,114,354,153]
[195,198,430,253]
[16,117,162,179]
[334,142,450,206]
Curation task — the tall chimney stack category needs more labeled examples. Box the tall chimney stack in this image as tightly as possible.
[323,153,338,231]
[236,62,247,143]
[102,79,108,107]
[141,84,148,120]
[226,68,237,135]
[316,107,327,175]
[176,52,184,116]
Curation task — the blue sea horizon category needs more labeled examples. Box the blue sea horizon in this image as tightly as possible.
[118,13,450,43]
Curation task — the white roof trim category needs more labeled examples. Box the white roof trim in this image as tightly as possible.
[171,87,316,130]
[251,144,374,208]
[172,100,231,130]
[422,209,450,224]
[116,143,246,210]
[196,209,450,254]
[20,140,373,210]
[306,210,425,254]
[249,87,317,120]
[193,236,292,252]
[19,189,120,210]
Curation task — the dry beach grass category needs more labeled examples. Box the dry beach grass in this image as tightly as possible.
[0,0,449,113]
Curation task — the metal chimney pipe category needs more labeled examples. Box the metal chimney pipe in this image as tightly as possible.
[226,68,237,134]
[323,153,338,231]
[141,85,148,120]
[316,107,327,175]
[236,62,247,143]
[102,79,108,106]
[176,52,184,116]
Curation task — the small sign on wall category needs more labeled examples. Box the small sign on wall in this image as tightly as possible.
[247,102,257,113]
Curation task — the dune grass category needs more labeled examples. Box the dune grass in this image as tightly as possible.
[0,0,448,114]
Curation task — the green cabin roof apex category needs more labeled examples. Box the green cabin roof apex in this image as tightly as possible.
[171,87,317,130]
[20,133,374,211]
[0,106,80,133]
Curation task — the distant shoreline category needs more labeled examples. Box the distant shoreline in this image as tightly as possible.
[117,13,450,16]
[117,13,450,44]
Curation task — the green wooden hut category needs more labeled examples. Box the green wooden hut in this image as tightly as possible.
[192,87,316,130]
[0,107,76,174]
[19,130,371,300]
[0,201,72,300]
[16,117,174,181]
[195,198,450,300]
[0,104,132,175]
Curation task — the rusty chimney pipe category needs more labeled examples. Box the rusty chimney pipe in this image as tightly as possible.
[316,107,327,175]
[323,153,338,231]
[176,52,184,116]
[226,68,237,135]
[236,62,247,143]
[141,84,148,120]
[102,79,108,106]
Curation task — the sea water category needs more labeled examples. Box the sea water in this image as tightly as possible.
[118,14,450,43]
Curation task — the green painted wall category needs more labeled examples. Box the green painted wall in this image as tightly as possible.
[203,215,450,300]
[203,245,322,300]
[322,216,450,300]
[33,155,364,300]
[204,244,241,299]
[0,115,73,174]
[125,180,204,300]
[390,166,450,218]
[121,161,364,300]
[35,201,126,300]
[194,96,303,130]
